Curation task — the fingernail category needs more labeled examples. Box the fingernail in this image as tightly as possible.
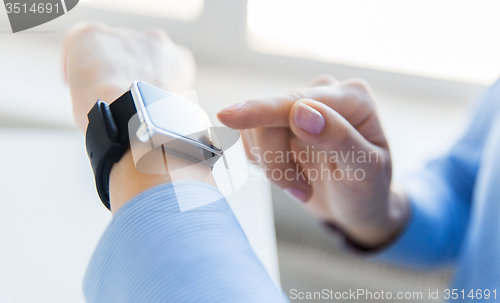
[283,188,308,203]
[217,102,246,115]
[294,103,325,135]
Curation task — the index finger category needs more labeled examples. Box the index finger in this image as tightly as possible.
[216,80,374,130]
[216,92,303,129]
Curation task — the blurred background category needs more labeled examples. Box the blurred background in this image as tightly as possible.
[1,0,498,302]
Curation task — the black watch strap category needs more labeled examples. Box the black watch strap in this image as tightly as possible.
[85,91,137,211]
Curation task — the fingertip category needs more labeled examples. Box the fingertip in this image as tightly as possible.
[216,112,238,129]
[217,102,247,116]
[220,99,274,130]
[215,111,229,125]
[216,102,246,126]
[218,96,294,129]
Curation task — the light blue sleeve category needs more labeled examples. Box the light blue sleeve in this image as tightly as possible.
[374,79,500,267]
[83,181,288,303]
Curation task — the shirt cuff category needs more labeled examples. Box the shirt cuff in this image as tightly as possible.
[370,177,460,267]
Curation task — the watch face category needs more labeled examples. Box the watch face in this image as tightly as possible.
[136,82,221,154]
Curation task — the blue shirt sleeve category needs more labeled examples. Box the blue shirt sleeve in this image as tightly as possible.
[83,181,288,303]
[374,79,500,267]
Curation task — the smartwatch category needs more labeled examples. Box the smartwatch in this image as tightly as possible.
[85,81,223,211]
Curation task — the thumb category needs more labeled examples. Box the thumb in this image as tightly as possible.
[289,99,386,170]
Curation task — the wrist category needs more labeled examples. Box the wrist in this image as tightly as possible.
[109,149,216,214]
[74,80,167,133]
[373,186,411,247]
[335,186,411,250]
[73,81,130,133]
[84,81,217,213]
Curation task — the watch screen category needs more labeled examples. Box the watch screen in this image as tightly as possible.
[137,82,217,150]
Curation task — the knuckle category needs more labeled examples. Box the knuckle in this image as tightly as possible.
[344,78,375,108]
[288,89,318,107]
[345,78,370,92]
[287,89,309,102]
[75,22,108,36]
[312,74,338,86]
[64,22,108,47]
[358,97,375,113]
[145,27,169,40]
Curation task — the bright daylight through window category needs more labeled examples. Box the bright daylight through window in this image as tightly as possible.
[247,0,500,85]
[80,0,204,21]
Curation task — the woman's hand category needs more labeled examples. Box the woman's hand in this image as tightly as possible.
[62,23,215,213]
[217,76,410,248]
[63,22,196,133]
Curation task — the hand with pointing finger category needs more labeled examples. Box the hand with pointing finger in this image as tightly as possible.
[217,76,410,249]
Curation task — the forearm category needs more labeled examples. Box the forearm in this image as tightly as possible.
[66,23,287,302]
[84,182,287,302]
[81,86,283,301]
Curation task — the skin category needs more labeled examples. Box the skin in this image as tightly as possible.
[63,22,215,213]
[217,76,410,248]
[64,22,409,249]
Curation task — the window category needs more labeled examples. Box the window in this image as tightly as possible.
[80,0,204,21]
[247,0,500,85]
